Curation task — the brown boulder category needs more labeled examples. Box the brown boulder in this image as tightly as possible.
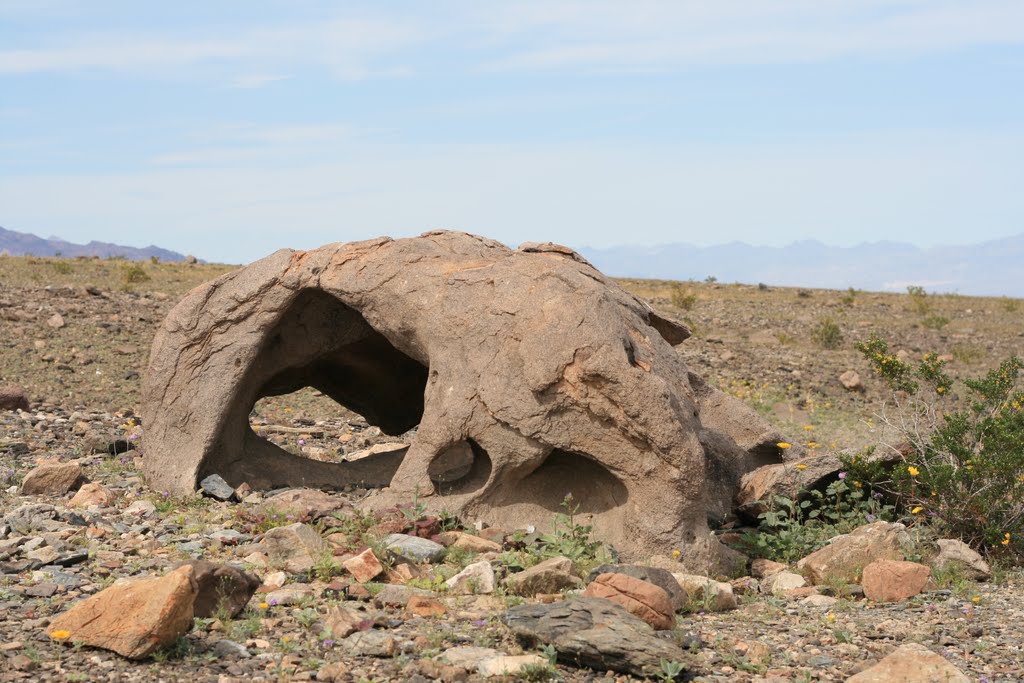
[262,522,329,573]
[20,462,85,496]
[846,642,970,682]
[342,547,384,583]
[47,565,197,659]
[583,573,675,630]
[505,556,582,596]
[0,384,29,411]
[68,482,116,508]
[178,560,260,618]
[140,231,787,561]
[861,560,930,602]
[797,521,912,584]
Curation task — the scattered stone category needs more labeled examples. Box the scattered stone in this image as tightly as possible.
[583,573,675,630]
[932,538,991,581]
[0,384,30,411]
[343,630,399,657]
[760,571,807,595]
[373,584,433,609]
[124,499,157,517]
[440,645,501,669]
[672,574,737,611]
[180,560,260,618]
[407,595,446,617]
[383,533,446,564]
[263,488,348,519]
[505,556,583,596]
[47,565,198,659]
[861,559,931,602]
[199,474,236,501]
[797,521,912,584]
[846,642,970,682]
[264,583,316,606]
[324,604,370,639]
[751,558,788,578]
[263,522,329,573]
[839,370,864,391]
[800,593,839,608]
[20,462,85,496]
[212,639,250,659]
[585,563,688,612]
[478,654,549,677]
[505,597,688,678]
[47,313,66,329]
[343,547,385,583]
[446,560,496,595]
[449,531,503,553]
[68,482,116,508]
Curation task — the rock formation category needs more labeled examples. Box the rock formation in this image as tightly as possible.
[142,231,784,561]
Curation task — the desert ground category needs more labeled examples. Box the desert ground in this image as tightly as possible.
[1,254,1022,682]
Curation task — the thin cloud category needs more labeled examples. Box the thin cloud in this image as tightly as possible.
[229,74,291,89]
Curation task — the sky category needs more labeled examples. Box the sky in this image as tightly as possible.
[1,1,1023,264]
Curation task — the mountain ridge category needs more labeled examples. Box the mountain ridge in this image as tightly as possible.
[0,225,186,262]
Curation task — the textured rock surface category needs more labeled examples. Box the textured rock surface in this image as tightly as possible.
[20,462,85,496]
[585,563,688,612]
[846,642,970,682]
[141,231,785,560]
[582,573,675,630]
[672,573,738,611]
[262,522,329,573]
[505,597,688,677]
[179,560,260,618]
[861,560,931,602]
[931,538,992,581]
[797,522,912,584]
[47,565,197,659]
[505,556,582,596]
[0,383,30,411]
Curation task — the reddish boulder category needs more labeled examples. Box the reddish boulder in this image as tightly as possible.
[583,573,675,630]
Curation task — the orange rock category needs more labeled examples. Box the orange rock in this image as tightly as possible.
[342,548,384,583]
[47,565,197,659]
[68,482,116,508]
[583,573,675,630]
[862,559,931,602]
[406,595,446,618]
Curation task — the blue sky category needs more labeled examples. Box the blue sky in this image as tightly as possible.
[1,1,1023,264]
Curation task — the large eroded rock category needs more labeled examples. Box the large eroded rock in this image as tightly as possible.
[141,231,784,560]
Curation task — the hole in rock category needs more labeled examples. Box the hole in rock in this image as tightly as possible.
[209,289,431,488]
[428,440,491,495]
[490,448,628,519]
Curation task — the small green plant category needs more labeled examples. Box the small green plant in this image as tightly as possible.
[839,287,858,306]
[656,658,685,682]
[312,549,339,582]
[670,284,697,310]
[516,662,560,681]
[907,285,931,315]
[922,314,950,330]
[120,263,151,286]
[399,490,428,523]
[538,493,601,564]
[1000,297,1019,313]
[51,260,73,274]
[851,335,1024,561]
[811,316,843,350]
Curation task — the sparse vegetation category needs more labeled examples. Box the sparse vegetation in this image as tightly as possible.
[811,316,843,350]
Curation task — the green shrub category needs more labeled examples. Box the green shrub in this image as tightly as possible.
[907,285,931,315]
[922,314,950,330]
[851,335,1024,561]
[670,284,697,310]
[740,477,895,563]
[811,316,843,350]
[121,263,151,285]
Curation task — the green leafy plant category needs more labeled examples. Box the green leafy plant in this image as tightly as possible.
[851,335,1024,560]
[670,284,697,310]
[811,316,843,350]
[538,493,601,563]
[656,658,685,682]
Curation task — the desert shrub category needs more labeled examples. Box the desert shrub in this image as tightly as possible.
[811,316,843,350]
[839,287,858,306]
[51,260,73,275]
[1000,297,1019,313]
[670,284,697,310]
[922,314,950,330]
[538,493,601,563]
[121,263,151,285]
[907,285,931,315]
[849,335,1024,561]
[740,477,896,563]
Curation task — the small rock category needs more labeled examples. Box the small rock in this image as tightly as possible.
[449,531,503,553]
[672,573,737,611]
[446,560,496,595]
[263,488,348,519]
[47,313,66,329]
[317,661,349,682]
[505,556,583,596]
[199,474,236,501]
[931,538,991,581]
[20,462,85,496]
[583,573,675,630]
[343,548,384,583]
[839,370,864,391]
[47,565,198,659]
[760,571,806,595]
[68,482,116,508]
[373,584,433,609]
[383,533,446,564]
[263,522,329,573]
[751,558,788,578]
[179,560,260,618]
[800,593,839,608]
[862,559,931,602]
[0,384,30,411]
[265,583,316,606]
[407,595,446,617]
[124,500,157,517]
[343,630,398,657]
[478,654,549,677]
[324,604,370,639]
[212,639,250,659]
[846,642,970,682]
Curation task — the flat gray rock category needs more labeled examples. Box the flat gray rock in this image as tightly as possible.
[383,533,446,564]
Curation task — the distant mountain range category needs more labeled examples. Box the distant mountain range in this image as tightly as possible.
[0,225,186,262]
[578,234,1024,298]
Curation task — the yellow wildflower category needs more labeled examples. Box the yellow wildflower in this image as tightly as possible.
[853,481,862,488]
[911,506,924,514]
[936,386,946,394]
[795,464,808,470]
[972,596,981,603]
[50,630,71,641]
[671,549,682,559]
[259,601,269,609]
[907,466,920,477]
[807,441,821,449]
[803,425,814,431]
[1002,533,1011,546]
[777,442,792,450]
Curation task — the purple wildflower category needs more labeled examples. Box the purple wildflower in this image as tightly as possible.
[837,471,846,479]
